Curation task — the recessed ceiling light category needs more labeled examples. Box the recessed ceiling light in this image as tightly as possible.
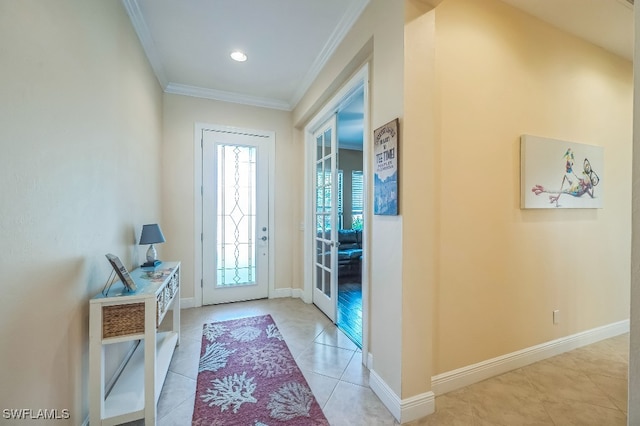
[230,50,247,62]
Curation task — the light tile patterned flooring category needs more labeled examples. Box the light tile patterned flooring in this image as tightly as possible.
[129,298,628,425]
[413,334,629,426]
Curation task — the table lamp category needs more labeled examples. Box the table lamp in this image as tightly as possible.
[139,223,166,267]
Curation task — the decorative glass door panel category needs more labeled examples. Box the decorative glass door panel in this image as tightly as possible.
[202,129,269,305]
[217,145,256,287]
[313,116,337,321]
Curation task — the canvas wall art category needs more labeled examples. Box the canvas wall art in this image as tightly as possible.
[521,135,603,209]
[374,118,399,215]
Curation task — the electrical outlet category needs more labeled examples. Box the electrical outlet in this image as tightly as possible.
[553,310,560,325]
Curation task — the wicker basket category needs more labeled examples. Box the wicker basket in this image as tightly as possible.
[102,303,145,338]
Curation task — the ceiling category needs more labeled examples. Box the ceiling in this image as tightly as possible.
[123,0,370,111]
[123,0,634,113]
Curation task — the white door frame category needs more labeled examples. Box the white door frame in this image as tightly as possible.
[194,123,276,308]
[304,63,370,358]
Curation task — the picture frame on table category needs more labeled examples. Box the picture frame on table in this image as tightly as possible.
[105,253,137,291]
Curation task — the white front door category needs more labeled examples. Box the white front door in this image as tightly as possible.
[313,115,338,321]
[202,127,271,305]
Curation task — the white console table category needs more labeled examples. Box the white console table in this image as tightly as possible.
[89,261,180,425]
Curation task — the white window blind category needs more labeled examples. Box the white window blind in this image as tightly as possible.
[352,170,363,229]
[338,170,344,215]
[352,170,363,214]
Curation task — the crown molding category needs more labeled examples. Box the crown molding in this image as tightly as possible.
[165,83,292,111]
[122,0,169,88]
[289,0,370,108]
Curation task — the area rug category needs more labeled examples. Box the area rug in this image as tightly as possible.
[192,315,329,426]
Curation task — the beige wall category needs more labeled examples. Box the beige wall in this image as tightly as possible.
[161,94,297,300]
[404,0,632,385]
[402,8,437,399]
[294,0,406,395]
[629,0,640,422]
[0,0,163,422]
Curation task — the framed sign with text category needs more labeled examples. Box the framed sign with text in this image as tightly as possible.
[373,118,399,215]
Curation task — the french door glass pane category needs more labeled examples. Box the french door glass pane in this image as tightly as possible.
[317,134,324,157]
[216,144,257,287]
[323,269,331,296]
[324,128,332,155]
[316,265,323,291]
[323,242,331,267]
[323,158,332,213]
[316,161,324,213]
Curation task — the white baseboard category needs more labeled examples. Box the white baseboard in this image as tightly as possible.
[184,289,303,307]
[432,319,630,396]
[272,288,292,298]
[180,297,195,309]
[270,287,305,299]
[291,288,304,299]
[369,369,435,424]
[369,370,401,422]
[401,391,435,424]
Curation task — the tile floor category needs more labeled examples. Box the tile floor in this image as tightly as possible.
[410,331,629,426]
[128,297,629,425]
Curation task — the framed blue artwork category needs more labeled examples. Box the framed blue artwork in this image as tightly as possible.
[374,118,399,215]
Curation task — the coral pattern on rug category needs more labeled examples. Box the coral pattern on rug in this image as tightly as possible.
[192,315,329,425]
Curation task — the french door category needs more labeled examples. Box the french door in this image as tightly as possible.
[313,115,338,321]
[202,128,271,305]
